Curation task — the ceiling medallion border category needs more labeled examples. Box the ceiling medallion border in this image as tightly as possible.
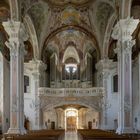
[47,0,90,8]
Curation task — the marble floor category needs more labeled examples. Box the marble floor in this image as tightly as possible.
[64,131,80,140]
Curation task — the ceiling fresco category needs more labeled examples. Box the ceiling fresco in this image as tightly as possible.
[45,5,91,43]
[47,0,89,6]
[96,2,114,37]
[43,28,97,64]
[55,29,85,50]
[61,6,81,25]
[27,1,49,39]
[46,29,94,53]
[23,0,115,55]
[0,0,121,61]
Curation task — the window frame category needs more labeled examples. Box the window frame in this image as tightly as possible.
[112,74,118,93]
[24,75,30,94]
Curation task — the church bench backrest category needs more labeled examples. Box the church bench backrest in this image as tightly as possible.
[78,129,139,140]
[4,130,65,140]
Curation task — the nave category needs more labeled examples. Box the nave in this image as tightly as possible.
[3,129,140,140]
[0,0,140,137]
[64,132,79,140]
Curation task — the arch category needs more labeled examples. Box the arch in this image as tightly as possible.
[54,101,100,111]
[83,40,96,55]
[90,0,115,56]
[25,1,51,53]
[103,13,117,58]
[43,101,100,112]
[96,0,115,9]
[8,0,20,20]
[41,25,101,61]
[62,46,80,63]
[23,14,39,60]
[47,41,59,55]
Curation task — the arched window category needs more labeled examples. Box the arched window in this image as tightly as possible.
[113,74,118,93]
[24,75,30,93]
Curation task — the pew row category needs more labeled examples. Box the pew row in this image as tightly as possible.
[78,129,139,140]
[4,129,65,140]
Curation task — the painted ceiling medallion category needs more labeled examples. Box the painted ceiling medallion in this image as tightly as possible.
[61,6,81,24]
[48,0,89,5]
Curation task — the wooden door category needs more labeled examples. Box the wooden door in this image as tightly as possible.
[67,116,76,131]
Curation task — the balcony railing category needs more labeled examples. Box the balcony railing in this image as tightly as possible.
[38,87,105,97]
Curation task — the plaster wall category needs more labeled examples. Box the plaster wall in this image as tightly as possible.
[132,56,140,131]
[24,67,37,130]
[0,53,10,133]
[85,109,99,129]
[43,109,57,129]
[106,66,119,130]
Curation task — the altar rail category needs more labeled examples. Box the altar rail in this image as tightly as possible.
[38,87,105,97]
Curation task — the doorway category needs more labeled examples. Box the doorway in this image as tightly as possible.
[65,108,78,131]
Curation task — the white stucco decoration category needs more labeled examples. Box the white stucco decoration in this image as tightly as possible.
[111,17,139,42]
[2,20,29,43]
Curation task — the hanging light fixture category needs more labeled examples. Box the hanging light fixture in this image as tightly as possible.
[65,63,77,73]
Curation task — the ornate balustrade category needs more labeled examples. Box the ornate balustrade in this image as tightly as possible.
[38,87,105,97]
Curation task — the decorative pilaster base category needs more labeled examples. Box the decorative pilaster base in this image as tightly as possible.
[99,125,108,130]
[116,127,134,134]
[7,128,26,135]
[20,128,27,135]
[99,117,110,130]
[7,128,20,134]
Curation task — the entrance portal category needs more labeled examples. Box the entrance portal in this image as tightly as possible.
[65,108,78,131]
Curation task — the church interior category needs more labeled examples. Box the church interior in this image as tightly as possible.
[0,0,140,140]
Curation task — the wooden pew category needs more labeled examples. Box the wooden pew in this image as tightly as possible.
[0,135,3,139]
[4,129,65,140]
[78,129,139,140]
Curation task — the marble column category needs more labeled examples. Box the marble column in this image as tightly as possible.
[2,20,28,134]
[96,59,113,129]
[112,18,139,134]
[29,60,46,129]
